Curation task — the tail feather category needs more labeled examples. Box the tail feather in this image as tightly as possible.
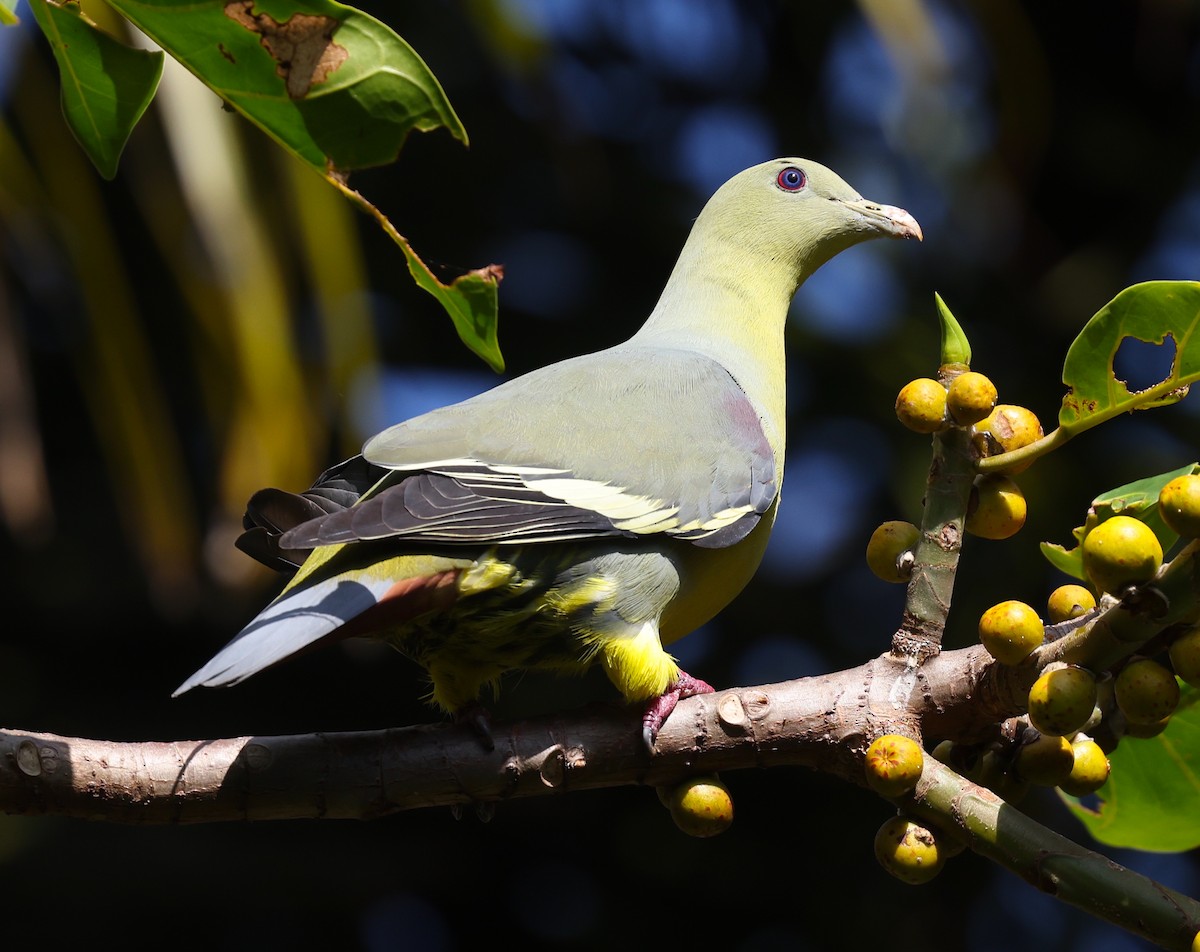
[172,574,394,696]
[174,562,464,697]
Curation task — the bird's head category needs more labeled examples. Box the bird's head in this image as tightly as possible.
[696,157,922,281]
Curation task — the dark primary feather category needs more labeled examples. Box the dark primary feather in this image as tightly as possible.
[284,470,631,548]
[236,456,388,571]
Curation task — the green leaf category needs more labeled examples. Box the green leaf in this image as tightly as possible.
[1060,281,1200,431]
[27,0,163,180]
[1064,683,1200,851]
[104,0,467,172]
[328,178,504,371]
[1093,465,1200,516]
[1041,533,1087,582]
[405,259,505,374]
[935,292,971,366]
[1,0,20,27]
[1041,463,1200,578]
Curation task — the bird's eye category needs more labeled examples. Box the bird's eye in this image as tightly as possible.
[776,167,806,192]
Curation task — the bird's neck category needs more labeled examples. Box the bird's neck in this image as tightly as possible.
[630,228,805,450]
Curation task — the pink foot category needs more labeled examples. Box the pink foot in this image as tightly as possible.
[642,671,714,751]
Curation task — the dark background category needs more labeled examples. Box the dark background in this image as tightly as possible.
[1,1,1199,949]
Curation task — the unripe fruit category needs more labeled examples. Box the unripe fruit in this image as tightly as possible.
[1028,665,1098,736]
[946,371,998,426]
[1046,584,1097,624]
[874,816,944,885]
[1125,715,1172,739]
[896,378,949,434]
[1015,733,1075,787]
[1169,627,1200,687]
[1081,516,1163,595]
[965,474,1027,540]
[866,520,921,583]
[668,776,733,837]
[1059,737,1110,797]
[978,600,1044,665]
[1158,474,1200,539]
[973,404,1043,474]
[1115,658,1180,725]
[865,735,925,798]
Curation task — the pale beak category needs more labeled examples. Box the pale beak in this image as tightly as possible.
[840,198,924,242]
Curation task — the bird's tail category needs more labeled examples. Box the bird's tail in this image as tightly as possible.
[173,550,462,696]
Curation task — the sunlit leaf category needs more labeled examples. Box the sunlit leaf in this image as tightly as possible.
[1,0,20,27]
[330,178,504,371]
[935,292,971,366]
[1093,466,1200,516]
[1064,683,1200,851]
[1059,281,1200,431]
[406,260,505,374]
[1041,463,1199,578]
[104,0,467,172]
[27,0,163,180]
[1041,532,1086,582]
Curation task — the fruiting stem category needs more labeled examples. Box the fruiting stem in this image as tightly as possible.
[912,759,1200,951]
[892,425,976,661]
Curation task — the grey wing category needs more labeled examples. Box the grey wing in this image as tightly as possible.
[281,347,777,552]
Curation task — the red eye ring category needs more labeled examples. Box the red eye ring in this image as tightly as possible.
[776,167,806,191]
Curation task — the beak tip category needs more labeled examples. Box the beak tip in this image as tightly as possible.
[879,203,923,242]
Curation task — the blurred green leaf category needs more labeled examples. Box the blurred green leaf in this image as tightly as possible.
[1,0,19,27]
[935,292,971,366]
[104,0,466,171]
[1060,281,1200,431]
[1064,683,1200,851]
[27,0,163,180]
[1041,463,1199,578]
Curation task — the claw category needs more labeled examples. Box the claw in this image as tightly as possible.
[641,671,714,752]
[454,701,495,752]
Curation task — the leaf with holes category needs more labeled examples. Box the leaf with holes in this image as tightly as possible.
[1064,683,1200,851]
[1060,281,1200,432]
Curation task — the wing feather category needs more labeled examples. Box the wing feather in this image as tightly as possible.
[279,348,777,553]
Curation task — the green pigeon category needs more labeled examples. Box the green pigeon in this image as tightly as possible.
[175,158,922,748]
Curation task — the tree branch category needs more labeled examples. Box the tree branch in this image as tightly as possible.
[910,759,1200,952]
[0,647,1012,824]
[4,641,1198,948]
